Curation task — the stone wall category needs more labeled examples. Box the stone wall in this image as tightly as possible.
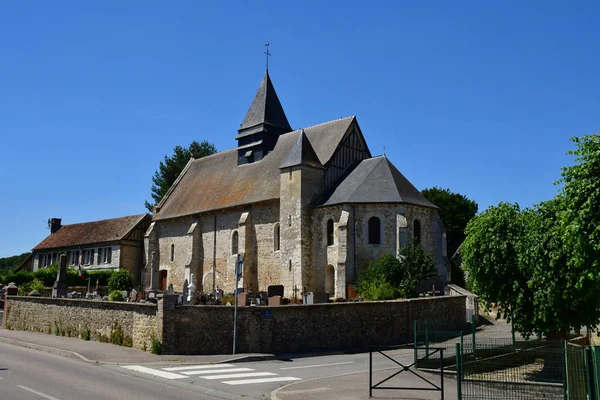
[3,296,157,351]
[161,294,467,354]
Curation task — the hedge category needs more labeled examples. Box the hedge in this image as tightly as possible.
[1,267,128,288]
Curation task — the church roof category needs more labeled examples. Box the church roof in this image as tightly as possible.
[33,214,150,251]
[236,70,292,138]
[317,156,438,208]
[280,130,323,169]
[154,117,355,220]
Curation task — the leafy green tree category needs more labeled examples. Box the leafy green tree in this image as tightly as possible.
[421,187,478,286]
[108,270,133,292]
[357,242,437,300]
[145,140,217,212]
[0,252,31,275]
[421,187,478,258]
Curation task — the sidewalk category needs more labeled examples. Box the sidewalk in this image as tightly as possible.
[272,368,457,400]
[0,329,273,365]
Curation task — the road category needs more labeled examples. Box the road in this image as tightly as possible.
[0,340,417,400]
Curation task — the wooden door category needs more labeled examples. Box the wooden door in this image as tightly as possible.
[159,270,168,291]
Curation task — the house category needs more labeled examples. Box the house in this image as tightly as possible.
[31,214,151,286]
[144,70,448,299]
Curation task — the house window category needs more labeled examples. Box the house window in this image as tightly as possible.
[83,249,94,265]
[99,247,112,264]
[69,250,80,266]
[39,253,50,268]
[326,219,334,246]
[368,216,381,245]
[170,244,175,262]
[414,219,421,244]
[231,231,239,255]
[274,224,280,252]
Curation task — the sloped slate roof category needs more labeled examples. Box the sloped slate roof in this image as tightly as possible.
[154,117,355,220]
[318,156,438,208]
[33,214,149,250]
[236,70,292,138]
[280,130,323,169]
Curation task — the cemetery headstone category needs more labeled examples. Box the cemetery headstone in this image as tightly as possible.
[52,255,68,298]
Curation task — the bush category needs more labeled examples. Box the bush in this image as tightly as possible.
[87,270,114,286]
[109,290,125,302]
[1,270,33,286]
[150,337,163,355]
[33,267,59,286]
[108,270,133,292]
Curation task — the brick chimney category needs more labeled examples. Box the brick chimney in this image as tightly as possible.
[50,218,62,234]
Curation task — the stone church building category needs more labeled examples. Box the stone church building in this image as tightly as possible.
[144,70,448,299]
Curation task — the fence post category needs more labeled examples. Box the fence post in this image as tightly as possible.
[414,320,418,365]
[425,320,429,360]
[586,346,594,400]
[460,332,464,355]
[369,348,372,398]
[455,342,462,400]
[562,339,568,400]
[471,314,476,357]
[440,348,445,400]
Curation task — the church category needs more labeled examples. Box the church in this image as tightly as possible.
[143,69,448,299]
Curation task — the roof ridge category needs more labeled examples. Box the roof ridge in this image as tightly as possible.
[60,213,148,227]
[300,116,354,131]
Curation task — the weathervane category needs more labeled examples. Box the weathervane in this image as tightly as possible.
[264,42,271,70]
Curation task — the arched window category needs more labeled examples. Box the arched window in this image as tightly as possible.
[231,231,239,255]
[274,223,280,251]
[170,244,175,262]
[326,219,334,246]
[368,216,381,245]
[414,219,421,244]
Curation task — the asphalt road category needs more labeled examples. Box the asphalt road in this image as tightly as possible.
[0,339,416,400]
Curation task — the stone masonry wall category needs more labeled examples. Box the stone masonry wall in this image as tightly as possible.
[161,295,467,354]
[3,297,157,351]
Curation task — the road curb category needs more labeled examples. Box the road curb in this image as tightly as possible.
[0,335,94,363]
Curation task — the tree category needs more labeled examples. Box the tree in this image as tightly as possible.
[462,133,600,339]
[357,242,437,300]
[421,187,478,286]
[145,140,217,212]
[421,187,478,257]
[108,270,133,292]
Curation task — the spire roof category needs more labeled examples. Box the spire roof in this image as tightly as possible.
[236,70,292,138]
[280,130,323,169]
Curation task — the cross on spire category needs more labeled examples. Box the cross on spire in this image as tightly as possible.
[264,42,271,70]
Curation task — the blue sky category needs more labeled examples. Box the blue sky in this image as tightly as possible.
[1,1,598,258]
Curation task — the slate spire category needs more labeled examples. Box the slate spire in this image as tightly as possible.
[280,130,324,169]
[236,70,292,139]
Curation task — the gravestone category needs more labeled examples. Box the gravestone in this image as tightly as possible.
[52,255,68,298]
[268,285,284,298]
[268,295,282,306]
[303,292,314,305]
[314,291,329,304]
[182,279,189,304]
[129,289,138,302]
[167,283,174,294]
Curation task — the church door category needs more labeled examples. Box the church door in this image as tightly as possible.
[159,270,168,291]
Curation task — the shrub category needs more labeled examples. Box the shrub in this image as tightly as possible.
[109,290,125,302]
[150,337,163,355]
[87,270,114,286]
[2,270,33,286]
[108,270,132,292]
[33,267,59,286]
[81,328,90,341]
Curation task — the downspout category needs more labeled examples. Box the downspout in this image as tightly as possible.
[212,214,217,294]
[352,205,356,282]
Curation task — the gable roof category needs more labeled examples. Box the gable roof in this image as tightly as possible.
[154,117,355,220]
[33,214,150,251]
[280,130,323,170]
[236,70,292,138]
[318,156,438,208]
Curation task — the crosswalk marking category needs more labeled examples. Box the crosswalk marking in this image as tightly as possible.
[201,372,276,380]
[223,376,302,385]
[181,367,254,375]
[163,364,234,371]
[121,365,187,380]
[121,364,301,386]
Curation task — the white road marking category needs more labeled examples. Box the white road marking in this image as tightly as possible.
[280,361,355,370]
[181,367,253,375]
[163,364,234,371]
[17,385,60,400]
[121,365,187,379]
[201,372,276,380]
[223,376,302,385]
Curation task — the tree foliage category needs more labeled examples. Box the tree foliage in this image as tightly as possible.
[421,187,478,258]
[145,140,217,212]
[0,252,31,274]
[107,270,133,292]
[357,242,437,300]
[462,133,600,338]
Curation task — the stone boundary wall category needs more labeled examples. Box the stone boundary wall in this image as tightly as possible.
[161,295,467,354]
[2,295,466,355]
[445,284,479,324]
[3,296,157,351]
